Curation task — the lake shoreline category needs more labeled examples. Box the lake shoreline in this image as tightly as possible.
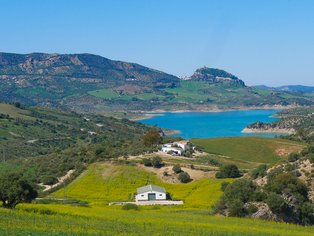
[131,105,296,121]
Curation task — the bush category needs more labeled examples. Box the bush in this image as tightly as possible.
[122,203,139,210]
[142,158,152,167]
[178,172,191,183]
[247,204,258,215]
[266,193,286,214]
[251,164,267,179]
[288,153,299,162]
[151,156,163,168]
[307,153,314,163]
[216,164,241,178]
[221,182,230,192]
[172,164,182,174]
[42,175,58,185]
[223,179,256,204]
[228,199,245,217]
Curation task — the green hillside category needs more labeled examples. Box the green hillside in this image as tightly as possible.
[51,163,227,209]
[0,53,312,115]
[192,137,305,168]
[2,205,313,236]
[2,162,312,235]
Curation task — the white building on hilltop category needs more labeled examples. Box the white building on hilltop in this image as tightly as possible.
[161,140,190,156]
[135,185,166,202]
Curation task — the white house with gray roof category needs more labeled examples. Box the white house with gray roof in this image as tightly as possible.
[135,184,166,202]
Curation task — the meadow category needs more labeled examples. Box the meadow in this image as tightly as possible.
[51,163,227,209]
[192,137,305,169]
[1,162,314,235]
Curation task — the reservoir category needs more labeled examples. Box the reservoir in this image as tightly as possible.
[138,109,280,139]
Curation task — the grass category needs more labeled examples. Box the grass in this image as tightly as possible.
[0,204,312,235]
[51,163,227,209]
[2,162,314,235]
[88,88,132,100]
[0,103,32,120]
[192,137,305,169]
[88,88,165,101]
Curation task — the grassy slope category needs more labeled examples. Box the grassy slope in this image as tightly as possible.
[3,205,314,236]
[192,137,305,169]
[51,163,226,209]
[3,162,312,235]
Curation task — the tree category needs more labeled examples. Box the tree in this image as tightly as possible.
[142,129,161,146]
[216,164,241,178]
[172,164,182,174]
[151,156,163,168]
[0,171,38,208]
[178,172,191,183]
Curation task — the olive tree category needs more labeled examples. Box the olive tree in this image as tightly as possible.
[0,171,38,208]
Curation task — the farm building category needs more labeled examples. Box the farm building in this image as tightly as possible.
[135,185,166,202]
[161,140,190,155]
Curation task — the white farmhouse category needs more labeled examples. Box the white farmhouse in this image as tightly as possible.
[135,185,166,202]
[161,140,190,156]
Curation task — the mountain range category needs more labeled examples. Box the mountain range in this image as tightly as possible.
[254,85,314,93]
[0,52,313,115]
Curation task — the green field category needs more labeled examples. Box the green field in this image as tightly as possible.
[192,137,305,169]
[1,162,313,235]
[51,163,227,209]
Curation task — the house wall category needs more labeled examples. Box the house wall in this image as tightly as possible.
[161,147,182,155]
[135,190,166,201]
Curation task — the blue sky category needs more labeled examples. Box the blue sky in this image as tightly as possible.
[1,0,313,86]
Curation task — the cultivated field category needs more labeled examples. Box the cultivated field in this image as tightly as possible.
[192,137,305,169]
[1,162,313,235]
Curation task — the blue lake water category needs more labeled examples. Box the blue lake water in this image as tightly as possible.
[138,110,281,139]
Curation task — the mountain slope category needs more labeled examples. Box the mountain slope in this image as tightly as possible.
[254,85,314,93]
[0,52,179,106]
[0,52,313,114]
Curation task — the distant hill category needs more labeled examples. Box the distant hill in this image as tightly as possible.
[0,52,313,114]
[189,67,245,87]
[254,85,314,93]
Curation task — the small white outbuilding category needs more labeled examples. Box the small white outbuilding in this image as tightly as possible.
[135,185,166,202]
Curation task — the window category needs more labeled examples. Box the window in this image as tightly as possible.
[159,194,162,196]
[141,195,144,197]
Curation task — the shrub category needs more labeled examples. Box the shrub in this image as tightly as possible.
[228,199,245,217]
[288,153,299,162]
[266,193,286,214]
[172,164,182,174]
[42,175,58,186]
[266,172,308,198]
[151,156,163,168]
[142,158,152,167]
[251,164,267,179]
[216,164,241,178]
[223,179,256,204]
[178,172,191,183]
[247,204,258,215]
[122,203,139,210]
[307,153,314,163]
[221,182,230,192]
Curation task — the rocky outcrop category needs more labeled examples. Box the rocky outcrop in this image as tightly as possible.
[242,121,295,134]
[189,67,245,86]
